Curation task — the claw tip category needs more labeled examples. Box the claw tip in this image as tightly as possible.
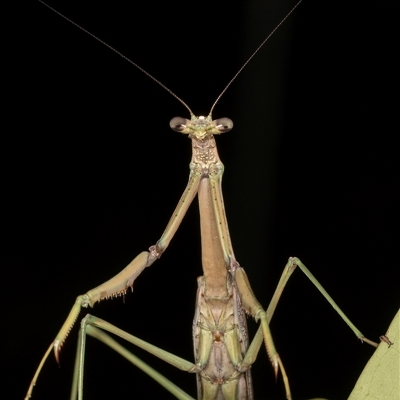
[54,340,61,364]
[273,360,279,381]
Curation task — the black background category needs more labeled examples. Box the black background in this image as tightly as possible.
[4,1,398,399]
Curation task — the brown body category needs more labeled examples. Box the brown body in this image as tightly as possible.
[190,129,253,399]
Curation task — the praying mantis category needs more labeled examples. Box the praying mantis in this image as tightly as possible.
[14,0,396,398]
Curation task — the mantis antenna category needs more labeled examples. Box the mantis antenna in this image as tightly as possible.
[37,0,302,118]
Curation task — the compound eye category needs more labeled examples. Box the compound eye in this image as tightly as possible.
[170,117,189,132]
[214,118,233,133]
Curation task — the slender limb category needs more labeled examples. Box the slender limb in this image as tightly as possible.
[87,327,196,400]
[72,314,199,400]
[379,335,394,347]
[24,344,53,400]
[155,171,201,253]
[25,172,202,399]
[206,160,293,397]
[244,258,297,367]
[209,172,236,263]
[292,258,378,347]
[235,266,292,400]
[246,257,379,369]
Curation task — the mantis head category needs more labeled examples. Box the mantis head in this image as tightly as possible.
[170,115,233,140]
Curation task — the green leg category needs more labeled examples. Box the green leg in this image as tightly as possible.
[72,314,197,400]
[235,266,292,400]
[245,257,378,370]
